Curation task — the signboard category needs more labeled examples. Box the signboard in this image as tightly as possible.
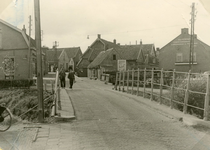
[118,60,126,71]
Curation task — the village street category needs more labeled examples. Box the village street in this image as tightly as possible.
[53,78,210,150]
[0,77,210,150]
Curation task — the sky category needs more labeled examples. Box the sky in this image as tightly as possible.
[0,0,210,53]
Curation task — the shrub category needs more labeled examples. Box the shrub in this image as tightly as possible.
[173,76,207,119]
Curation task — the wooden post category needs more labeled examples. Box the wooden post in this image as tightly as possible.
[204,74,210,121]
[150,68,154,101]
[137,68,140,96]
[122,71,125,92]
[143,68,146,98]
[34,0,44,122]
[127,70,129,93]
[119,71,122,91]
[159,68,163,104]
[184,70,191,114]
[131,69,134,94]
[114,72,118,90]
[170,69,176,109]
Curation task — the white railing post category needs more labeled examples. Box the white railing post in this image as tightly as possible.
[150,68,154,101]
[122,71,125,92]
[137,68,140,96]
[204,74,210,121]
[159,68,163,104]
[143,68,146,98]
[114,72,118,90]
[170,69,175,109]
[131,69,134,94]
[184,70,191,114]
[127,70,129,93]
[119,71,122,91]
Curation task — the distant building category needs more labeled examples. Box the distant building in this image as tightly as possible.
[0,19,39,79]
[77,34,120,77]
[159,28,210,73]
[46,47,82,72]
[88,41,158,79]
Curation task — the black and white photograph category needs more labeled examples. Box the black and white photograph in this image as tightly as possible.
[0,0,210,149]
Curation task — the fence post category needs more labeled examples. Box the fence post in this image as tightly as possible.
[122,71,125,92]
[184,70,191,114]
[127,70,129,93]
[204,74,210,121]
[143,68,146,98]
[114,72,118,90]
[119,71,122,91]
[159,68,163,104]
[131,69,134,94]
[150,68,154,101]
[170,69,175,109]
[137,68,140,96]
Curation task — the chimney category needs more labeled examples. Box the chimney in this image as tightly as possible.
[22,25,26,33]
[98,34,101,39]
[181,28,188,35]
[113,39,116,44]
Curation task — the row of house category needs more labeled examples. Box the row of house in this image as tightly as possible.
[1,17,210,81]
[77,28,210,80]
[0,19,82,80]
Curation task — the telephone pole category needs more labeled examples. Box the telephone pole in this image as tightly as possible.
[189,3,196,71]
[28,15,32,79]
[34,0,44,122]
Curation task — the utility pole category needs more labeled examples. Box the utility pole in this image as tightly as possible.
[34,0,44,122]
[189,3,196,71]
[28,15,32,79]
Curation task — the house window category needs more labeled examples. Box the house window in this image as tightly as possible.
[176,53,183,62]
[113,54,116,60]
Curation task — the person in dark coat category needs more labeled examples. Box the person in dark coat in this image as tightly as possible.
[68,66,75,89]
[59,67,66,88]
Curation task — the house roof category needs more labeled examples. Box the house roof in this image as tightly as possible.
[88,49,113,68]
[0,19,35,48]
[88,43,154,68]
[57,47,81,59]
[118,44,154,60]
[46,50,62,62]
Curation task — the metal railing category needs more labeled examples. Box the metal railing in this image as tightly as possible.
[51,70,61,117]
[114,68,210,121]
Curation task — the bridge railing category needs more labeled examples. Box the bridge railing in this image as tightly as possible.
[114,68,210,121]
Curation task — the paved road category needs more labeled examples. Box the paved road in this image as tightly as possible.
[64,78,210,150]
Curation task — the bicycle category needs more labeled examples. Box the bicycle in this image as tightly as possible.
[0,103,12,132]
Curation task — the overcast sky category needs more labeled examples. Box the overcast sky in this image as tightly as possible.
[0,0,210,53]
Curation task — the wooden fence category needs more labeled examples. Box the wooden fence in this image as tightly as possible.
[114,68,210,121]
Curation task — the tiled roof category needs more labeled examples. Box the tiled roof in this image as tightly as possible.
[118,44,153,60]
[46,50,62,62]
[57,47,81,59]
[88,49,112,68]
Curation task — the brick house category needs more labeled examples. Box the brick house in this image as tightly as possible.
[77,34,120,77]
[88,41,158,80]
[159,28,210,73]
[0,19,38,80]
[46,47,82,72]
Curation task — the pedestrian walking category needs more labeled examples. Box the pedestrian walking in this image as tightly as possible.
[68,66,75,89]
[59,67,66,88]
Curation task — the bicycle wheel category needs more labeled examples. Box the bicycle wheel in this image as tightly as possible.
[0,107,12,132]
